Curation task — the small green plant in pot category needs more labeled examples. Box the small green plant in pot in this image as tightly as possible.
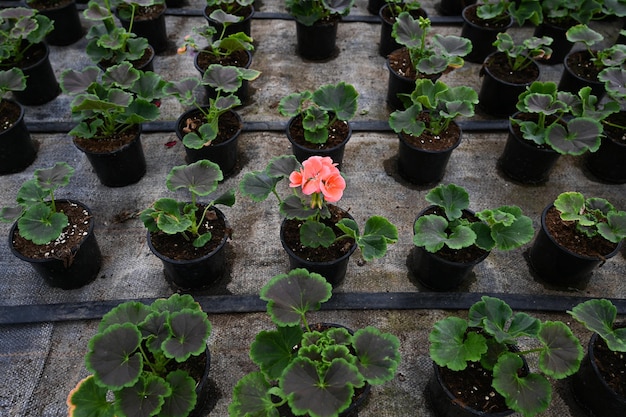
[429,295,583,417]
[229,268,402,417]
[285,0,355,26]
[410,183,534,290]
[67,293,213,417]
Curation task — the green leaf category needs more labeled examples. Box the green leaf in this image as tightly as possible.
[60,67,100,95]
[429,317,487,371]
[260,269,332,327]
[389,105,425,136]
[537,321,583,379]
[469,296,514,343]
[569,299,626,352]
[67,375,115,417]
[554,192,594,225]
[229,372,279,417]
[279,92,310,117]
[159,370,197,417]
[300,220,336,248]
[17,203,68,245]
[280,194,318,220]
[311,82,359,121]
[413,214,476,253]
[239,171,281,202]
[353,327,400,385]
[425,184,469,220]
[250,326,303,380]
[166,160,223,197]
[98,301,152,333]
[34,162,74,193]
[162,310,211,362]
[114,374,170,417]
[0,68,25,96]
[546,118,602,155]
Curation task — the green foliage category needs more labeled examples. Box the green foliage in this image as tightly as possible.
[115,0,164,21]
[475,0,544,26]
[0,68,26,102]
[385,0,423,18]
[553,191,626,244]
[165,64,259,148]
[413,183,534,253]
[67,294,212,417]
[0,162,74,245]
[285,0,355,26]
[566,24,626,71]
[569,299,626,352]
[493,32,553,72]
[205,0,254,15]
[229,269,401,417]
[389,78,478,136]
[539,0,602,25]
[238,155,398,261]
[140,160,235,248]
[392,13,472,75]
[60,62,166,140]
[278,81,359,144]
[0,7,53,67]
[180,13,254,60]
[430,296,583,417]
[511,81,614,155]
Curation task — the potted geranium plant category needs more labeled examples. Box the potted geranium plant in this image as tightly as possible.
[285,0,355,60]
[478,32,552,117]
[387,12,472,109]
[429,295,583,416]
[528,191,626,286]
[0,68,37,174]
[499,81,614,184]
[0,162,102,289]
[278,81,359,168]
[0,6,59,105]
[115,0,169,54]
[378,0,428,57]
[410,183,534,290]
[26,0,84,46]
[66,293,213,417]
[82,0,155,70]
[203,0,255,36]
[60,62,166,187]
[141,159,235,290]
[568,298,626,417]
[239,154,398,286]
[166,64,260,174]
[389,78,478,185]
[229,268,401,417]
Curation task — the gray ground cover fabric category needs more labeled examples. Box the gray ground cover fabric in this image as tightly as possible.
[0,0,624,416]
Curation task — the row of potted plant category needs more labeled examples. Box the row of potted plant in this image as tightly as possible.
[62,276,626,417]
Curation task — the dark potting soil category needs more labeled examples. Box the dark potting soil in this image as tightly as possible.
[438,362,510,414]
[282,205,356,263]
[544,206,618,258]
[100,46,154,70]
[603,112,626,144]
[463,5,511,29]
[592,334,626,397]
[149,205,230,261]
[422,206,489,263]
[0,100,21,133]
[482,52,540,84]
[29,0,73,10]
[565,50,603,82]
[400,112,460,151]
[179,109,242,146]
[388,48,419,80]
[120,4,165,21]
[74,124,140,153]
[288,114,350,150]
[196,49,250,71]
[12,201,92,262]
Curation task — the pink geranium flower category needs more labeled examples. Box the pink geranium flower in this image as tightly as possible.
[289,156,345,207]
[320,172,345,202]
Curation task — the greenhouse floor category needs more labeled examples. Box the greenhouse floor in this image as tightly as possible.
[1,1,625,416]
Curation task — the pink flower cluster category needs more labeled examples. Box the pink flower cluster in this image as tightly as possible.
[289,156,346,207]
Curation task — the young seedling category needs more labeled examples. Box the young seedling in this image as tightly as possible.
[493,32,553,71]
[565,24,626,71]
[285,0,355,26]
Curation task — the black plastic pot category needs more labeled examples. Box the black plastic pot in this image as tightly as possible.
[286,115,351,169]
[409,207,489,291]
[437,0,477,15]
[478,52,539,118]
[295,18,339,61]
[367,0,386,15]
[73,126,147,187]
[12,43,60,106]
[379,6,428,57]
[147,207,229,291]
[193,49,253,105]
[571,328,626,417]
[533,21,573,65]
[175,108,242,176]
[397,120,461,185]
[528,204,623,286]
[190,347,212,417]
[461,5,513,64]
[280,214,358,288]
[204,5,254,37]
[117,4,168,54]
[32,0,84,46]
[0,100,37,175]
[586,116,626,183]
[558,50,605,99]
[8,200,102,290]
[497,114,560,185]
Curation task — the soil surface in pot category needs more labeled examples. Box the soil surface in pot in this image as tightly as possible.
[12,201,92,262]
[421,206,488,263]
[74,124,140,153]
[388,47,445,81]
[149,205,230,261]
[544,206,618,258]
[482,52,539,84]
[565,50,603,82]
[282,205,356,262]
[400,113,460,151]
[288,114,349,150]
[509,112,558,151]
[592,333,626,397]
[99,47,154,70]
[463,6,510,29]
[603,112,626,144]
[197,48,250,71]
[28,0,73,10]
[179,110,242,146]
[120,3,165,21]
[0,100,21,133]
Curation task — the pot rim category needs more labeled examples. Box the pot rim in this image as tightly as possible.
[73,123,142,155]
[461,4,514,32]
[193,48,252,74]
[286,114,352,154]
[175,107,243,148]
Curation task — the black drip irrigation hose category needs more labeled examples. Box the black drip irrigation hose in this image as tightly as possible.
[1,292,625,325]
